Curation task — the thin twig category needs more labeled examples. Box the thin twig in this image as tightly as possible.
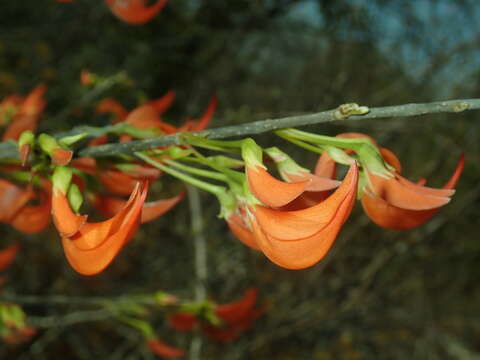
[77,98,479,157]
[0,98,478,160]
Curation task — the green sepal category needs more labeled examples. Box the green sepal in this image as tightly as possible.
[265,147,308,179]
[18,130,35,148]
[38,133,60,155]
[59,133,87,147]
[52,166,73,194]
[67,183,83,213]
[241,138,265,169]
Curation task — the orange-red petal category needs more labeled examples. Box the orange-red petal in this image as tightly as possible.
[247,165,310,208]
[254,164,358,240]
[61,182,147,275]
[10,190,51,234]
[362,154,464,229]
[0,243,20,271]
[51,189,88,237]
[146,338,184,358]
[105,0,168,25]
[226,213,259,250]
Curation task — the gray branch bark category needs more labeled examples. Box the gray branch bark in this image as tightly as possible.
[1,98,478,160]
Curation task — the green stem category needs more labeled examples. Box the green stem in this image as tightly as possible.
[181,134,244,152]
[135,152,225,196]
[165,159,229,182]
[277,128,371,151]
[276,133,324,155]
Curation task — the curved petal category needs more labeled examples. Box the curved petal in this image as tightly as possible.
[362,154,464,229]
[0,242,20,271]
[284,171,340,192]
[190,95,217,131]
[70,182,141,250]
[61,182,147,275]
[148,90,175,115]
[254,163,358,240]
[95,191,183,224]
[100,170,138,196]
[0,180,34,222]
[2,115,38,141]
[368,172,451,210]
[95,98,128,123]
[227,213,260,250]
[51,189,88,237]
[251,172,357,270]
[146,338,184,358]
[246,165,310,208]
[216,288,258,325]
[106,0,168,25]
[11,190,51,234]
[314,152,337,178]
[380,147,402,173]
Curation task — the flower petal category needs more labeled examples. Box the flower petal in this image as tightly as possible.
[247,165,310,208]
[362,154,464,229]
[251,171,357,270]
[254,163,358,240]
[61,182,147,275]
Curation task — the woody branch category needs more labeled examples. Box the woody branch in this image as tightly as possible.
[0,98,478,160]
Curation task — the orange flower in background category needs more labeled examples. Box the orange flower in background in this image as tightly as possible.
[361,153,464,229]
[177,95,218,132]
[94,190,185,223]
[0,242,20,272]
[169,288,265,343]
[10,183,52,234]
[96,97,129,123]
[250,163,358,269]
[2,84,47,141]
[0,179,51,234]
[99,165,161,196]
[146,338,184,358]
[104,0,169,25]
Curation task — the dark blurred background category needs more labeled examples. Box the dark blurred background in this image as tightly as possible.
[1,0,480,359]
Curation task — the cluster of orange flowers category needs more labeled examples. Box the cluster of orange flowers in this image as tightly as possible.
[0,83,218,273]
[224,133,464,270]
[56,0,169,25]
[0,86,465,358]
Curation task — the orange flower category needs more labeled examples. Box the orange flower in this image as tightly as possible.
[105,0,169,25]
[177,95,218,132]
[246,165,310,208]
[100,166,160,196]
[0,243,19,272]
[2,84,47,141]
[169,288,264,343]
[96,97,129,123]
[242,139,310,208]
[94,191,185,223]
[250,163,359,269]
[0,179,51,234]
[10,183,52,234]
[52,174,148,275]
[146,338,184,358]
[361,153,464,229]
[315,132,464,230]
